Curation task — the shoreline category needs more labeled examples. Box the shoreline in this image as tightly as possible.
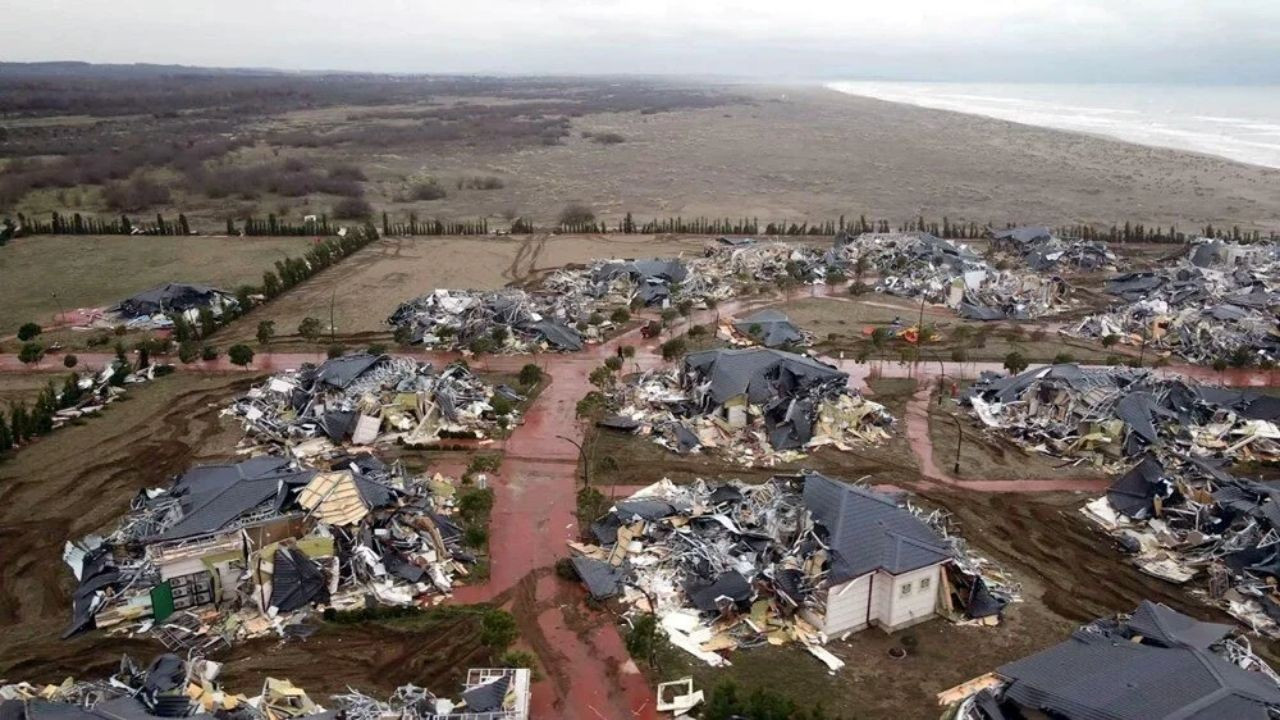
[821,80,1280,171]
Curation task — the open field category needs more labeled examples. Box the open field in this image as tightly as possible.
[0,373,56,407]
[0,234,315,336]
[212,233,724,348]
[6,70,1280,234]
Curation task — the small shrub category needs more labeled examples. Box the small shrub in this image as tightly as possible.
[178,341,200,364]
[558,203,595,226]
[590,132,625,145]
[18,342,44,365]
[464,526,488,548]
[332,197,373,219]
[498,650,540,680]
[610,308,631,323]
[227,344,255,367]
[480,609,518,650]
[201,345,219,361]
[17,322,41,341]
[326,344,346,359]
[405,179,447,201]
[490,394,513,416]
[62,354,78,368]
[518,363,542,387]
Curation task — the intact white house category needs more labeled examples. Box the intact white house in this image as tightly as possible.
[801,472,951,636]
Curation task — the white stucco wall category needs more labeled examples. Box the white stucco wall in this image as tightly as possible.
[818,563,945,637]
[821,572,872,636]
[883,564,942,631]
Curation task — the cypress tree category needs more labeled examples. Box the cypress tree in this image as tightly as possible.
[0,412,10,452]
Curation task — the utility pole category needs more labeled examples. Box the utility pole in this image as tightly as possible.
[51,292,67,326]
[952,415,963,476]
[329,289,337,344]
[557,434,589,486]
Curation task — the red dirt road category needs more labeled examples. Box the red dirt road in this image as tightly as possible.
[4,290,1276,718]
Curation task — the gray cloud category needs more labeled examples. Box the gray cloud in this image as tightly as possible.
[5,0,1280,81]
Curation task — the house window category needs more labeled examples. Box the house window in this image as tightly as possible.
[900,582,913,597]
[919,577,932,591]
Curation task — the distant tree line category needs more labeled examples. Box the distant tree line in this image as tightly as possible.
[233,214,338,237]
[381,212,489,236]
[4,211,192,237]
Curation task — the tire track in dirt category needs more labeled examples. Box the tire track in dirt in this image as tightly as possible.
[504,234,547,286]
[0,375,255,677]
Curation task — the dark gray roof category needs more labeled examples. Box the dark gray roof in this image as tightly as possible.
[999,602,1280,720]
[155,457,315,541]
[462,675,512,713]
[684,348,846,406]
[593,258,688,284]
[112,283,229,317]
[734,309,803,348]
[314,354,385,389]
[571,556,624,600]
[528,319,583,351]
[1126,600,1235,651]
[992,226,1053,244]
[802,472,950,583]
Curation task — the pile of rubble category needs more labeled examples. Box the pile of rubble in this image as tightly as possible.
[0,652,531,720]
[569,473,1017,671]
[545,257,691,308]
[39,361,169,433]
[387,288,587,352]
[943,601,1280,720]
[990,226,1118,273]
[63,453,480,647]
[228,354,517,455]
[601,348,892,466]
[831,232,1070,321]
[963,363,1280,634]
[1070,240,1280,364]
[74,283,240,331]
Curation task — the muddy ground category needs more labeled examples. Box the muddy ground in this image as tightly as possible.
[582,373,1279,718]
[0,372,497,696]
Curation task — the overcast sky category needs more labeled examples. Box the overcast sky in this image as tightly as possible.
[6,0,1280,82]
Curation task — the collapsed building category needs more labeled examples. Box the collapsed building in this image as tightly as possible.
[587,258,689,307]
[728,309,807,348]
[229,354,516,455]
[569,473,1014,670]
[990,225,1118,273]
[1071,239,1280,364]
[62,454,478,647]
[963,363,1280,633]
[602,348,892,466]
[945,601,1280,720]
[831,232,1070,321]
[0,653,531,720]
[102,283,239,331]
[387,289,585,352]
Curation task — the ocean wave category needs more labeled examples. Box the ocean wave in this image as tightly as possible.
[828,81,1280,169]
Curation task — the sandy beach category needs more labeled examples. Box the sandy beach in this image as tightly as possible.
[395,83,1280,232]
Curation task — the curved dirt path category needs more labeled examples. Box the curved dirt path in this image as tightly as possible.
[4,289,1276,717]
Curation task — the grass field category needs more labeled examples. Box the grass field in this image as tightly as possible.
[213,232,716,347]
[0,234,317,336]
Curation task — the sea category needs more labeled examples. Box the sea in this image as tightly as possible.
[826,81,1280,170]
